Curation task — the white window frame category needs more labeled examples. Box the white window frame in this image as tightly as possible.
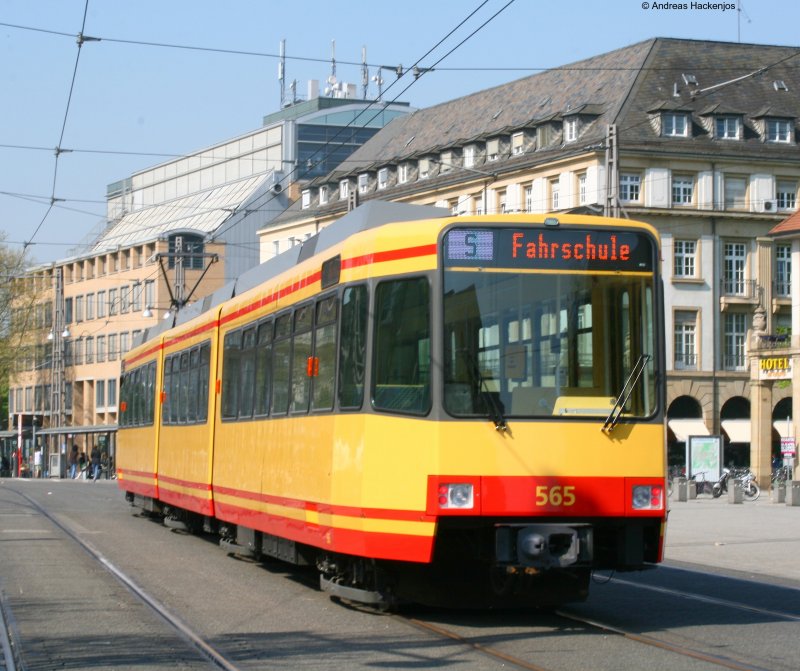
[715,115,740,140]
[440,151,454,172]
[578,173,587,205]
[674,311,698,370]
[511,132,524,155]
[486,139,500,161]
[339,180,349,199]
[619,173,641,202]
[377,168,389,190]
[723,312,747,371]
[724,175,747,210]
[563,117,578,143]
[672,175,694,206]
[550,179,560,210]
[767,118,792,143]
[319,185,329,204]
[398,163,410,184]
[418,159,430,179]
[464,145,476,168]
[662,112,689,137]
[776,244,792,297]
[723,241,747,295]
[777,180,797,210]
[673,239,697,278]
[358,173,369,194]
[301,189,311,209]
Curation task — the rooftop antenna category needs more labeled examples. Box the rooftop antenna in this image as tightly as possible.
[372,69,384,101]
[737,1,751,42]
[278,39,286,106]
[325,39,337,96]
[361,46,369,99]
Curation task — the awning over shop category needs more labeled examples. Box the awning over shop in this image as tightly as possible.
[773,420,794,440]
[721,419,751,444]
[667,418,710,442]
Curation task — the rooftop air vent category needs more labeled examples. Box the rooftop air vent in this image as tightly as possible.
[682,73,698,86]
[774,80,789,91]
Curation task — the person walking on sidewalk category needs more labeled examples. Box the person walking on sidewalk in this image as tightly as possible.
[90,447,101,481]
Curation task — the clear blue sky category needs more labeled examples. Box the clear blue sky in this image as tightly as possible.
[1,0,798,265]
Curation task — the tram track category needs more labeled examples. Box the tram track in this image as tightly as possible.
[7,487,243,671]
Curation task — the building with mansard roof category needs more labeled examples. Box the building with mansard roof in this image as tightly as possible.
[261,37,800,485]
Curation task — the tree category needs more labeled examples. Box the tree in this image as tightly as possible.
[0,234,35,420]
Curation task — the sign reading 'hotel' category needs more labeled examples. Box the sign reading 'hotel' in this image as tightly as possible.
[758,356,793,381]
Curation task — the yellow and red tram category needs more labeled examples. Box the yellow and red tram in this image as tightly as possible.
[117,202,667,607]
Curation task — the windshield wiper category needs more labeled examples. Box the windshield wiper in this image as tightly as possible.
[459,351,509,432]
[602,353,651,433]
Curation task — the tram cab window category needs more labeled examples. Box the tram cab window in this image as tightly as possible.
[372,278,431,415]
[444,270,656,419]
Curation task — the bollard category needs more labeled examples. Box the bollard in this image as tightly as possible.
[786,481,800,507]
[677,478,687,502]
[727,479,743,504]
[771,483,786,504]
[688,480,697,499]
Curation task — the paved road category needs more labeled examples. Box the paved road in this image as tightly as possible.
[665,489,800,585]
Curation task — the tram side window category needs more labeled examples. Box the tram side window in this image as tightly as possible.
[239,326,257,419]
[146,361,156,424]
[271,314,292,415]
[188,348,199,423]
[291,304,314,413]
[254,320,272,416]
[198,343,210,422]
[312,295,338,412]
[170,356,181,424]
[339,285,367,410]
[221,330,242,420]
[162,358,172,423]
[372,278,431,415]
[162,342,212,425]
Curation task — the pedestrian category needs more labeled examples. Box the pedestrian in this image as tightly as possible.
[90,447,101,481]
[68,444,79,479]
[78,451,87,478]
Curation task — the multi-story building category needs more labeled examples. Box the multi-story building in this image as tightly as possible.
[261,38,800,484]
[4,86,412,477]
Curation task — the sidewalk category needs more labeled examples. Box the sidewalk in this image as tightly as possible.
[665,492,800,584]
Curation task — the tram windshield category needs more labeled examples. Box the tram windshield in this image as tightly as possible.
[442,226,658,420]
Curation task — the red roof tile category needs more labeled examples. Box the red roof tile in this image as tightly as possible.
[769,210,800,237]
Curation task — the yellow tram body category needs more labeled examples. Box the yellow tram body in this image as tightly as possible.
[118,204,666,605]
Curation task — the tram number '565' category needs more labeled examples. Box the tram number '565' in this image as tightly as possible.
[535,485,576,507]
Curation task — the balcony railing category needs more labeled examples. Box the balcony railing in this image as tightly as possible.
[720,278,758,299]
[757,334,790,349]
[773,279,791,298]
[674,353,698,370]
[723,353,747,371]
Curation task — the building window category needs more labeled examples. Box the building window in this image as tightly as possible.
[108,334,118,361]
[301,189,311,209]
[418,158,430,179]
[672,175,694,206]
[168,234,204,270]
[97,291,106,319]
[766,118,793,143]
[777,180,797,210]
[75,295,84,323]
[464,145,476,168]
[440,151,454,172]
[398,163,410,184]
[132,283,142,312]
[97,335,106,363]
[486,139,500,161]
[550,179,560,210]
[723,312,747,371]
[674,311,698,370]
[86,293,95,320]
[776,244,791,297]
[96,380,105,409]
[358,174,369,194]
[715,116,740,139]
[107,379,117,407]
[120,332,130,355]
[339,180,349,199]
[563,117,578,143]
[723,242,747,295]
[577,173,587,205]
[619,173,641,202]
[724,175,747,210]
[377,168,388,190]
[662,112,689,137]
[525,185,533,212]
[319,185,329,204]
[673,239,697,278]
[511,132,524,155]
[85,337,94,364]
[120,286,130,314]
[145,280,154,310]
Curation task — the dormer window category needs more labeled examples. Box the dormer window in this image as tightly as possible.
[767,118,793,143]
[418,158,430,179]
[301,189,311,209]
[339,179,350,199]
[398,163,410,184]
[377,168,389,190]
[319,185,329,204]
[563,117,578,143]
[662,112,689,137]
[486,139,500,161]
[440,151,454,172]
[715,115,740,140]
[464,145,476,168]
[511,132,524,155]
[358,173,370,194]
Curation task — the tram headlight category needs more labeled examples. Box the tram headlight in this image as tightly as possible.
[438,483,474,509]
[632,485,664,510]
